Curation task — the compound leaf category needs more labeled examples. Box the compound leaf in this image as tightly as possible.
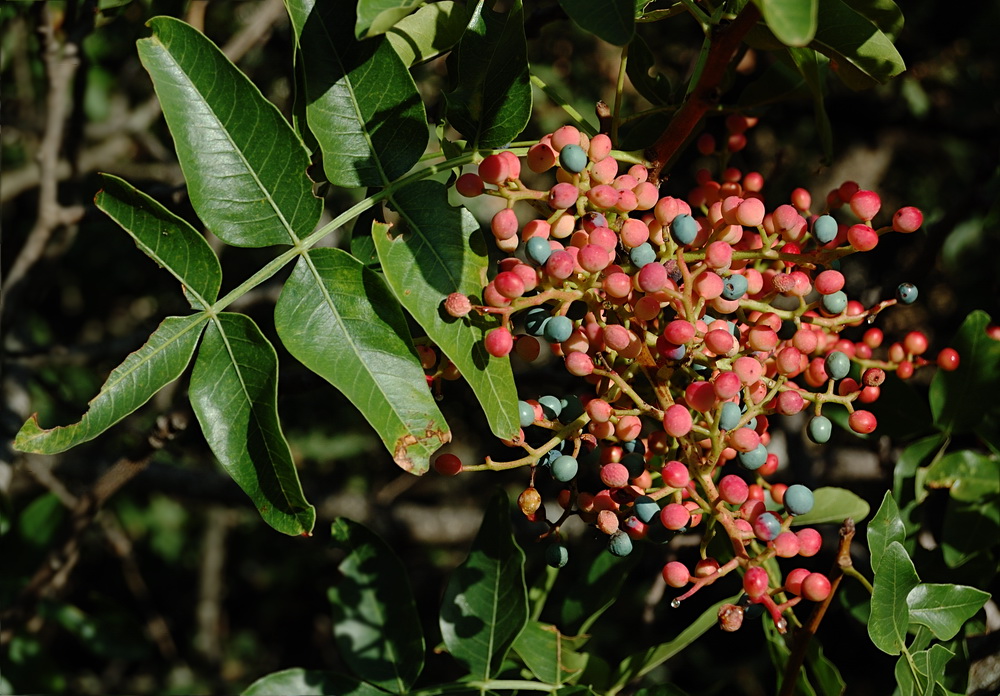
[445,0,531,148]
[190,313,315,536]
[275,248,449,474]
[372,181,519,440]
[95,174,221,309]
[285,0,428,188]
[328,518,424,692]
[138,17,320,247]
[440,490,527,680]
[15,314,208,454]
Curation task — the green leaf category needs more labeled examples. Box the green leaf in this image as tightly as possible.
[386,1,469,67]
[841,0,903,40]
[445,0,531,148]
[805,638,847,696]
[924,450,1000,502]
[610,595,740,690]
[789,486,869,526]
[764,616,817,696]
[189,313,315,536]
[557,0,635,46]
[625,35,673,105]
[512,621,588,686]
[95,174,222,309]
[356,0,423,39]
[275,249,449,474]
[868,540,919,655]
[912,644,954,692]
[328,518,424,692]
[809,0,905,90]
[785,46,833,162]
[439,490,527,680]
[137,17,320,247]
[756,0,818,46]
[867,490,905,575]
[893,433,948,502]
[285,0,428,188]
[941,496,1000,568]
[372,182,519,440]
[930,310,1000,434]
[15,314,208,454]
[556,545,638,636]
[906,583,990,642]
[241,668,387,695]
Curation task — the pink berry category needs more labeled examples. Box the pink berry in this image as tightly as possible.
[801,573,832,602]
[772,531,800,558]
[848,409,877,434]
[478,154,509,184]
[443,292,473,318]
[493,271,525,299]
[663,404,693,437]
[892,206,923,233]
[785,567,811,595]
[719,475,749,505]
[490,208,519,240]
[660,503,690,530]
[664,320,696,345]
[662,460,690,488]
[545,250,575,280]
[588,133,612,160]
[549,182,580,210]
[527,142,557,173]
[662,561,690,588]
[937,347,960,371]
[847,224,879,251]
[456,172,485,197]
[796,528,822,556]
[849,189,881,221]
[637,262,668,293]
[815,269,845,295]
[551,125,581,151]
[601,462,631,489]
[484,327,514,357]
[565,351,594,376]
[743,566,769,599]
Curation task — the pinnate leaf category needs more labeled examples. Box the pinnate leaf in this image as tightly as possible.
[756,0,818,46]
[445,0,531,148]
[439,490,527,680]
[285,0,428,187]
[868,490,905,575]
[788,486,869,526]
[241,668,386,695]
[137,17,320,247]
[15,314,208,454]
[95,174,221,309]
[868,540,919,654]
[906,583,990,642]
[372,181,519,440]
[557,0,635,47]
[190,313,315,536]
[810,0,905,89]
[328,518,424,692]
[275,249,449,474]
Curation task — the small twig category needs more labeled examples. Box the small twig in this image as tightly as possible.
[779,519,857,696]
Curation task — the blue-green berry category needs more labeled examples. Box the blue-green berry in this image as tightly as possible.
[550,455,579,482]
[525,236,552,266]
[807,415,832,444]
[518,400,536,428]
[629,243,657,268]
[719,401,742,431]
[783,484,814,516]
[524,306,551,337]
[824,351,851,380]
[722,274,748,301]
[545,543,569,568]
[821,290,848,315]
[737,443,768,470]
[608,531,633,557]
[896,283,918,304]
[813,214,838,244]
[543,315,574,343]
[538,395,562,420]
[671,214,699,245]
[559,144,588,174]
[633,495,660,524]
[753,511,782,541]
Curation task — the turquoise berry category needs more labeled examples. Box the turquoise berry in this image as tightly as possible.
[538,395,563,420]
[807,415,832,444]
[543,315,574,343]
[633,495,660,524]
[518,400,536,428]
[526,236,552,266]
[629,242,657,268]
[813,214,838,244]
[719,401,742,431]
[608,531,633,557]
[722,274,748,301]
[753,511,782,541]
[745,416,757,431]
[821,290,848,315]
[671,214,698,245]
[560,395,585,422]
[559,144,588,174]
[622,452,646,478]
[551,455,579,482]
[783,484,815,516]
[524,306,551,337]
[545,543,570,568]
[737,443,768,470]
[824,351,851,380]
[896,283,918,304]
[622,438,645,455]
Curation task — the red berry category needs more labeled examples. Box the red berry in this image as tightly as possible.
[892,206,923,233]
[484,328,514,357]
[743,566,769,599]
[456,172,485,197]
[478,154,510,184]
[785,567,811,595]
[937,347,960,371]
[796,528,822,557]
[848,410,877,434]
[801,573,832,602]
[719,475,749,505]
[662,561,690,588]
[433,453,463,475]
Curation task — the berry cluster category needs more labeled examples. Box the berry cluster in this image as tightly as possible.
[434,124,958,633]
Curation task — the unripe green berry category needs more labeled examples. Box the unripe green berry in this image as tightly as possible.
[783,484,815,516]
[545,543,569,568]
[559,144,588,174]
[824,351,851,380]
[608,531,633,557]
[807,415,832,444]
[518,400,535,428]
[896,282,918,304]
[550,455,579,482]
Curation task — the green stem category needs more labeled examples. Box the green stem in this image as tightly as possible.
[529,72,595,135]
[842,565,874,594]
[612,43,628,146]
